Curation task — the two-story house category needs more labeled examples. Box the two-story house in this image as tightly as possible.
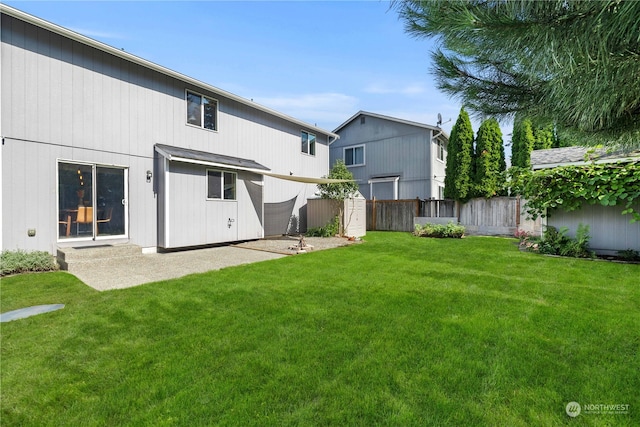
[330,111,448,200]
[1,5,338,254]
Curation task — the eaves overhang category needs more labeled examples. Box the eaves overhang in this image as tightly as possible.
[155,144,353,184]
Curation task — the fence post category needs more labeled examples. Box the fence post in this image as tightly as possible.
[515,196,521,228]
[372,197,377,231]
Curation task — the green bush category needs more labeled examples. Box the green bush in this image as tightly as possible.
[306,216,340,237]
[0,250,59,276]
[521,224,594,258]
[414,222,466,238]
[617,249,640,261]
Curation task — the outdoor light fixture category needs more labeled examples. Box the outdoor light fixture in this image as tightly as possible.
[146,170,152,183]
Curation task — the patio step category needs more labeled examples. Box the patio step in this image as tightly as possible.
[57,244,143,271]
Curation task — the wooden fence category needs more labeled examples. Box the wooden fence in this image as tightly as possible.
[367,197,541,236]
[366,198,456,232]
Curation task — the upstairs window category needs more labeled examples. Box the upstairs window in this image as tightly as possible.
[187,90,217,131]
[344,145,365,166]
[436,139,445,161]
[207,170,236,200]
[301,131,316,156]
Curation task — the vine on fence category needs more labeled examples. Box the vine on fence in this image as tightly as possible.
[508,161,640,223]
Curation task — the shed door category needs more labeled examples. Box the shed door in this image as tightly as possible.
[206,170,238,243]
[206,201,238,243]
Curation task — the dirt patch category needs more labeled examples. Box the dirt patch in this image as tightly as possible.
[234,235,361,255]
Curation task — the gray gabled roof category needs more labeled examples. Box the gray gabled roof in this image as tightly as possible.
[333,110,446,137]
[0,4,338,141]
[531,146,640,169]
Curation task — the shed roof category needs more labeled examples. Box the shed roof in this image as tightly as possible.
[155,144,354,184]
[155,144,270,171]
[530,146,640,170]
[0,4,338,141]
[333,111,446,138]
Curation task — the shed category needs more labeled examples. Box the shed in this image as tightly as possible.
[530,147,640,254]
[307,192,366,238]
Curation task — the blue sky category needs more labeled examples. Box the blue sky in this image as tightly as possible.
[4,0,511,141]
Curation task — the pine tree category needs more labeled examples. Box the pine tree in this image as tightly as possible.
[395,0,640,149]
[444,108,474,201]
[473,118,505,197]
[511,116,535,169]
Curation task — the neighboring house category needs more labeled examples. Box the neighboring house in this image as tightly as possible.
[0,5,338,254]
[330,111,448,200]
[531,146,640,254]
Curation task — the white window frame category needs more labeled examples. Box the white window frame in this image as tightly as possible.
[368,176,399,200]
[438,185,445,200]
[344,145,365,167]
[56,159,129,241]
[206,169,237,200]
[436,139,445,162]
[301,131,316,156]
[186,90,218,131]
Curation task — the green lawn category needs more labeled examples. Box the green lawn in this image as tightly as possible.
[1,232,638,426]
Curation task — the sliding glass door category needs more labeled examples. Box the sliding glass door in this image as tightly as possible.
[58,162,128,240]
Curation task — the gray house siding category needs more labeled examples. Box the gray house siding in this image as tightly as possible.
[158,161,263,249]
[330,112,447,200]
[546,201,640,254]
[1,9,333,253]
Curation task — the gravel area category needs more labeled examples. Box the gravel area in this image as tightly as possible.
[234,235,360,254]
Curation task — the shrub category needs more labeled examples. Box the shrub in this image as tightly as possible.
[306,216,340,238]
[514,229,532,242]
[521,224,594,258]
[414,222,465,238]
[617,249,640,261]
[1,250,59,276]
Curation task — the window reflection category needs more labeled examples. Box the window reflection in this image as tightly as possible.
[187,90,217,130]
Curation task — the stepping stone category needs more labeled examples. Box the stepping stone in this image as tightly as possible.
[0,304,65,322]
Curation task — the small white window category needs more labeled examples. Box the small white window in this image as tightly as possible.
[438,185,445,200]
[187,90,218,131]
[344,145,365,166]
[207,170,236,200]
[301,131,316,156]
[436,139,445,162]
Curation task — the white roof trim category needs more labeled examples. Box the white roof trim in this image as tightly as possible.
[157,149,353,184]
[332,110,446,139]
[0,4,338,141]
[368,176,400,184]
